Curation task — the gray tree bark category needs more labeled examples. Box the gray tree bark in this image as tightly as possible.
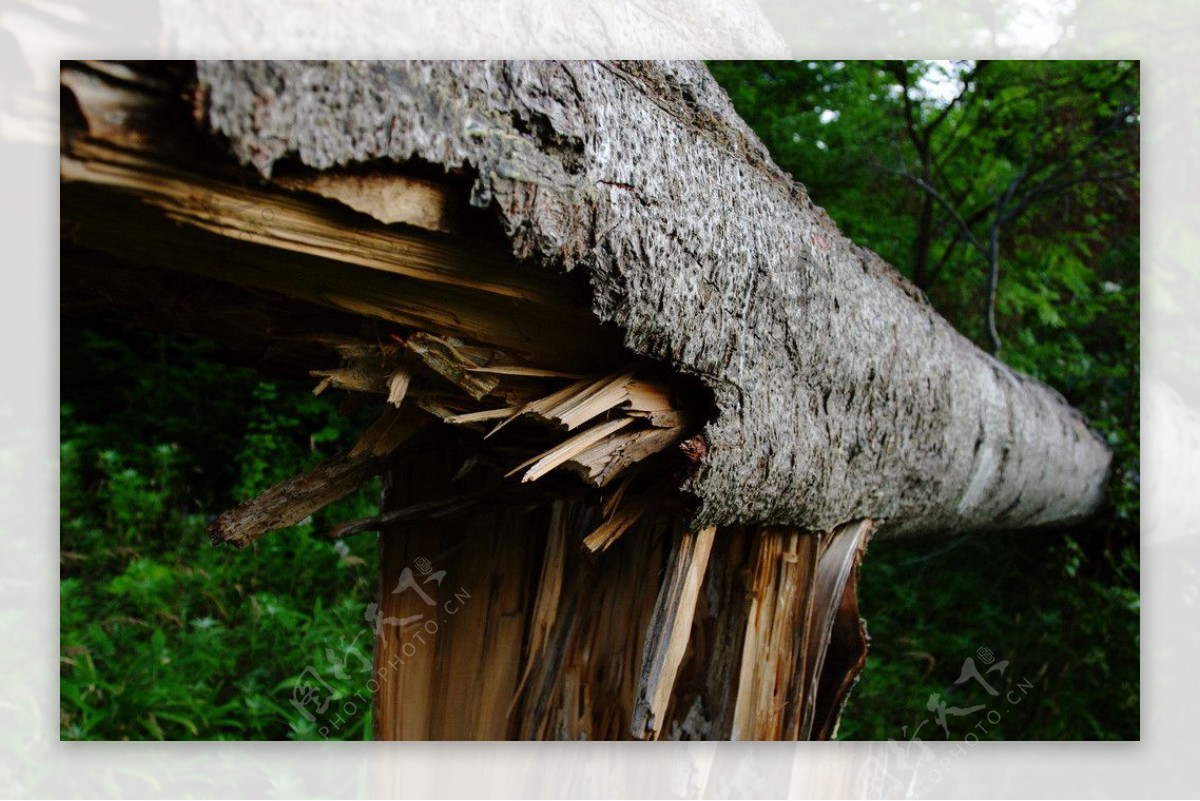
[199,60,1110,539]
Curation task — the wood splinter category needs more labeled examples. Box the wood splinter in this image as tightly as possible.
[208,408,424,548]
[632,525,717,739]
[208,450,385,549]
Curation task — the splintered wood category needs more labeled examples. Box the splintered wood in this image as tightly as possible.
[401,332,501,400]
[200,326,692,548]
[192,324,689,548]
[368,480,875,742]
[632,525,717,739]
[314,334,688,490]
[61,63,618,372]
[731,520,875,740]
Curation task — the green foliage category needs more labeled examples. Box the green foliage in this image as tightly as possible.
[711,60,1139,740]
[60,328,380,740]
[836,530,1139,741]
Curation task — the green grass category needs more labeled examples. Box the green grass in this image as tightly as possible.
[60,329,383,740]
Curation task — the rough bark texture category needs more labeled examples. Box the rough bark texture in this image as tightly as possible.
[199,60,1110,538]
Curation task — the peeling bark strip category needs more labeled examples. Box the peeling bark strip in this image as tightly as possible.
[200,61,1111,538]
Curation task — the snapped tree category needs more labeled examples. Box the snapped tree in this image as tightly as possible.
[60,60,1111,740]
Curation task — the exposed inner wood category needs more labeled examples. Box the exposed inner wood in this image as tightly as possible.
[631,524,717,739]
[513,498,570,707]
[510,505,674,740]
[274,170,470,234]
[61,61,619,373]
[370,458,875,741]
[373,438,536,740]
[730,520,875,740]
[807,521,876,740]
[61,144,608,369]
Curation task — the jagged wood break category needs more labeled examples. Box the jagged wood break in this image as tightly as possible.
[60,60,1111,741]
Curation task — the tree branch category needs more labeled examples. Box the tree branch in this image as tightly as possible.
[892,169,989,263]
[982,170,1027,356]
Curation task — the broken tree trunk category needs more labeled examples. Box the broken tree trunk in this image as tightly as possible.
[60,60,1111,741]
[199,60,1111,538]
